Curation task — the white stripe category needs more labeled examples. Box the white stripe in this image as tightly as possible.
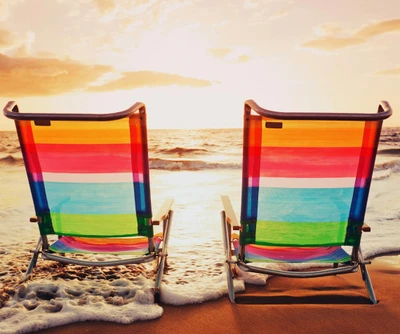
[258,177,355,188]
[43,172,133,183]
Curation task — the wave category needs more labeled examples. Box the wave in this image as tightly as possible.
[0,155,24,166]
[373,159,400,180]
[375,159,400,172]
[378,148,400,155]
[155,147,209,157]
[149,158,240,171]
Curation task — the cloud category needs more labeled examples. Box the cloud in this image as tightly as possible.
[357,19,400,38]
[0,28,36,56]
[209,48,251,63]
[375,67,400,76]
[209,48,232,59]
[92,0,117,15]
[302,18,400,51]
[246,0,293,24]
[267,9,288,20]
[0,29,15,50]
[0,54,112,97]
[90,0,193,25]
[237,54,250,63]
[87,71,213,92]
[302,36,365,52]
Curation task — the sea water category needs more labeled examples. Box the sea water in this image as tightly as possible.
[0,128,399,333]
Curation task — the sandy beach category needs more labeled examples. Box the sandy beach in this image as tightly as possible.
[38,255,400,334]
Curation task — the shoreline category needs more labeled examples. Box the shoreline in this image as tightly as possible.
[39,255,400,334]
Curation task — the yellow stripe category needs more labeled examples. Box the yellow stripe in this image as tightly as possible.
[31,118,131,144]
[261,118,365,147]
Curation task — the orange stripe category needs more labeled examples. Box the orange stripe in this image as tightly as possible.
[261,118,365,147]
[29,118,133,144]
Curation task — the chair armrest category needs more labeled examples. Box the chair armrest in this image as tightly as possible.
[221,195,241,230]
[362,223,371,232]
[152,198,174,225]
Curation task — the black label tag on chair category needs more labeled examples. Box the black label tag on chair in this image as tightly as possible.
[265,121,283,129]
[34,120,51,126]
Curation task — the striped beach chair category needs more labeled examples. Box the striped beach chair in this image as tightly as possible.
[3,101,173,300]
[221,99,392,304]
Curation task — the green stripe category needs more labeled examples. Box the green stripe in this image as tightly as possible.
[51,213,139,237]
[255,220,347,246]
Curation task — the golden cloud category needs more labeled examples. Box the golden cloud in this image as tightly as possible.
[357,19,400,38]
[209,48,232,59]
[302,18,400,51]
[0,29,14,48]
[0,28,35,56]
[237,54,250,63]
[209,48,251,63]
[0,29,17,51]
[0,54,112,97]
[301,36,365,52]
[375,67,400,76]
[87,71,213,92]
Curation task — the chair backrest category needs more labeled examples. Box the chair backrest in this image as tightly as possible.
[240,100,392,248]
[4,102,153,238]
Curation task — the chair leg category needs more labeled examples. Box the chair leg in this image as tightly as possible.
[25,237,42,279]
[358,248,377,304]
[221,211,235,303]
[360,263,377,304]
[154,210,173,303]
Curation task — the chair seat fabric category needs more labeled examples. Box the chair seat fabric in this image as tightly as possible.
[49,233,163,255]
[232,237,350,263]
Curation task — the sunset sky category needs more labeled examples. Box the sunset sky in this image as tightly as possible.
[0,0,399,129]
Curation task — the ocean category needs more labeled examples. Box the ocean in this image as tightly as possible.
[0,127,399,333]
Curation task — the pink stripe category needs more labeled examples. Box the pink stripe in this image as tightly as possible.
[50,235,163,254]
[233,238,349,262]
[32,144,136,173]
[30,172,43,182]
[258,147,369,178]
[355,178,368,188]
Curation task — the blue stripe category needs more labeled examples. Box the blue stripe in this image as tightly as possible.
[43,182,136,214]
[257,187,353,223]
[349,186,370,223]
[133,181,151,215]
[29,180,50,214]
[241,183,259,221]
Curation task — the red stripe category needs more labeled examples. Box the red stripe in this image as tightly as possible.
[258,147,374,178]
[356,121,380,182]
[18,121,43,175]
[130,113,149,179]
[31,143,136,173]
[243,117,262,179]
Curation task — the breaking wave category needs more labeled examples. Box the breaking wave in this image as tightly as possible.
[374,159,400,172]
[155,147,208,156]
[377,148,400,155]
[0,155,23,166]
[373,159,400,180]
[149,158,240,171]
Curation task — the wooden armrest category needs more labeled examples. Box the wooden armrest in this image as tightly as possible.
[152,198,174,225]
[221,195,241,230]
[362,223,371,232]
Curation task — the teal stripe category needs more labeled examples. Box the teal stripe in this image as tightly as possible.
[45,182,136,214]
[257,187,353,223]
